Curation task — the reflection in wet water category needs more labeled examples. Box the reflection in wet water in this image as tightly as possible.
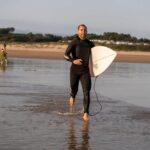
[67,116,90,150]
[0,63,7,71]
[0,57,150,150]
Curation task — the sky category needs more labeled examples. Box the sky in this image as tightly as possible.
[0,0,150,38]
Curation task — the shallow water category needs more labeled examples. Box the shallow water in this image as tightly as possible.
[0,58,150,150]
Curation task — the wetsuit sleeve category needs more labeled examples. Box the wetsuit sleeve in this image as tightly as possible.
[64,41,75,62]
[91,41,95,48]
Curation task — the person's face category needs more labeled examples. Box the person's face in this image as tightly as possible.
[77,26,87,40]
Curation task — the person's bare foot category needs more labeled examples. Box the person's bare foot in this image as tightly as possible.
[69,97,75,106]
[83,113,89,121]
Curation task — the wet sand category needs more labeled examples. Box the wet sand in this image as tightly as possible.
[1,43,150,63]
[0,58,150,150]
[1,41,150,150]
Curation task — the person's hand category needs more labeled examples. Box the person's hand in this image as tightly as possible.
[73,59,83,65]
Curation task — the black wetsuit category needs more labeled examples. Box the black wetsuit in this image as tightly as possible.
[64,36,94,114]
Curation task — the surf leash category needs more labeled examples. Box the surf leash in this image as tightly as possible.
[89,76,103,116]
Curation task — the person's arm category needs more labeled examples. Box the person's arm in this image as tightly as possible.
[64,42,75,62]
[64,40,83,65]
[91,41,95,48]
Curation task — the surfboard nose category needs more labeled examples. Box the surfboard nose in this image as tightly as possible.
[89,46,117,77]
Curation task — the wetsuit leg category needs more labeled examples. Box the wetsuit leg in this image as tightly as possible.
[80,72,91,114]
[70,70,80,98]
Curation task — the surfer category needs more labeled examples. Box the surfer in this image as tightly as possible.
[64,24,95,121]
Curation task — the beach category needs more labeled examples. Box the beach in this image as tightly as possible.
[1,43,150,150]
[0,57,150,150]
[1,43,150,63]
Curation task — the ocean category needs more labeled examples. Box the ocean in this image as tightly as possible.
[0,57,150,150]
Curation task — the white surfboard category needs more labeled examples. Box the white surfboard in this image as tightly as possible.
[89,46,117,77]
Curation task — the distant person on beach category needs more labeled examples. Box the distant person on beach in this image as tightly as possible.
[64,24,95,121]
[0,49,6,65]
[0,42,7,65]
[3,42,7,61]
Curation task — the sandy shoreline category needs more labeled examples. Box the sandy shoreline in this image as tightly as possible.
[1,43,150,63]
[1,44,150,150]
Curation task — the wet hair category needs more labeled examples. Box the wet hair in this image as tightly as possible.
[77,24,87,30]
